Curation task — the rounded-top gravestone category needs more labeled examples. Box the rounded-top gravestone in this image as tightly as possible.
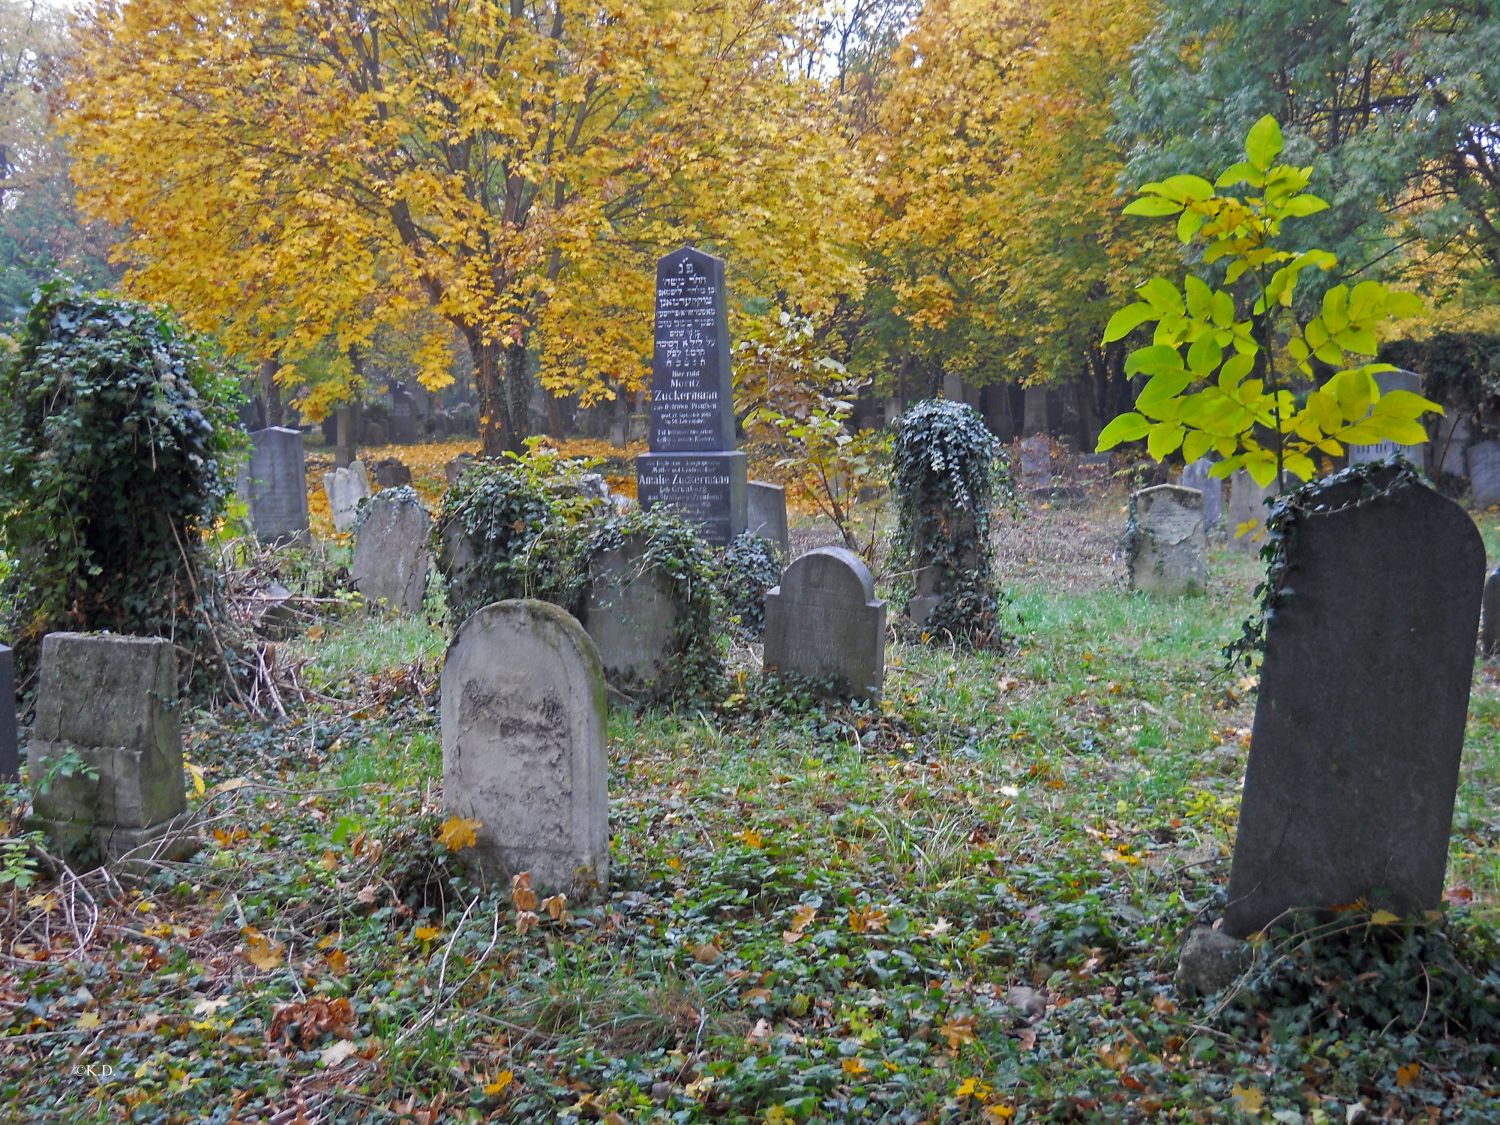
[763,547,886,700]
[441,600,608,896]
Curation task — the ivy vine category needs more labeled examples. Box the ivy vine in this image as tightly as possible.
[434,457,726,703]
[889,399,1010,647]
[717,533,782,638]
[433,455,600,623]
[0,281,243,681]
[1223,456,1423,672]
[578,507,725,704]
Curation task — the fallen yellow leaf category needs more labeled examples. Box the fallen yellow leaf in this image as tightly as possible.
[437,816,481,852]
[1229,1083,1264,1113]
[483,1069,515,1096]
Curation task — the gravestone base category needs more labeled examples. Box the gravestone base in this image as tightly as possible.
[636,451,747,545]
[30,809,198,868]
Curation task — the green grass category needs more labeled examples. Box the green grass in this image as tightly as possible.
[3,503,1498,1122]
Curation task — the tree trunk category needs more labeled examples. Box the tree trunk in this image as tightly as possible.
[259,358,283,428]
[465,331,531,457]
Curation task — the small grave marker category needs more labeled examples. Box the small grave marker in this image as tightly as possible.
[763,548,886,700]
[242,427,309,544]
[1127,485,1207,595]
[351,490,432,614]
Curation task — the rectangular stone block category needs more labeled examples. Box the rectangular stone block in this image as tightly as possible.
[241,427,310,544]
[28,634,187,850]
[747,481,790,559]
[637,451,747,545]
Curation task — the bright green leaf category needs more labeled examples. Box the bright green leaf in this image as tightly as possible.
[1096,412,1151,451]
[1103,303,1157,344]
[1245,115,1284,169]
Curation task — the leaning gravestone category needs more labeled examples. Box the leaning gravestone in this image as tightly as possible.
[242,427,310,545]
[351,490,432,614]
[441,600,608,896]
[1483,567,1500,658]
[1179,459,1223,534]
[579,533,683,695]
[0,644,14,782]
[763,548,886,700]
[323,459,372,533]
[1127,485,1207,595]
[747,481,790,560]
[1226,471,1277,554]
[1346,369,1425,466]
[28,634,193,862]
[1468,441,1500,506]
[635,247,748,544]
[1224,465,1484,937]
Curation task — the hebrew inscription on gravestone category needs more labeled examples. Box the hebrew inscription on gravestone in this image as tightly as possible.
[636,247,747,544]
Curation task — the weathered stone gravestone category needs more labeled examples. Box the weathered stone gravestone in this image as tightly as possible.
[1226,471,1277,554]
[1468,440,1500,506]
[389,383,418,444]
[0,644,14,782]
[1224,466,1484,937]
[28,634,194,862]
[1347,369,1425,466]
[1483,567,1500,658]
[1179,459,1223,534]
[579,533,684,695]
[441,600,608,896]
[370,457,412,488]
[1127,485,1207,595]
[444,453,476,486]
[351,490,433,614]
[241,427,309,544]
[635,247,747,544]
[1434,409,1471,479]
[747,481,790,560]
[763,548,886,700]
[323,459,371,533]
[1018,435,1055,496]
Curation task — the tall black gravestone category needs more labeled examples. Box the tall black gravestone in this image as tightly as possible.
[1224,464,1484,936]
[635,247,747,544]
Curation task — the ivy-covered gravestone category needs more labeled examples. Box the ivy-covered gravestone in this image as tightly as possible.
[0,283,240,675]
[577,511,724,703]
[891,400,1005,645]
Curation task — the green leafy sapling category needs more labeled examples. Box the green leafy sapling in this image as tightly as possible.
[1096,115,1439,490]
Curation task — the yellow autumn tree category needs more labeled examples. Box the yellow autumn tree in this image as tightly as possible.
[63,0,863,454]
[862,0,1164,433]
